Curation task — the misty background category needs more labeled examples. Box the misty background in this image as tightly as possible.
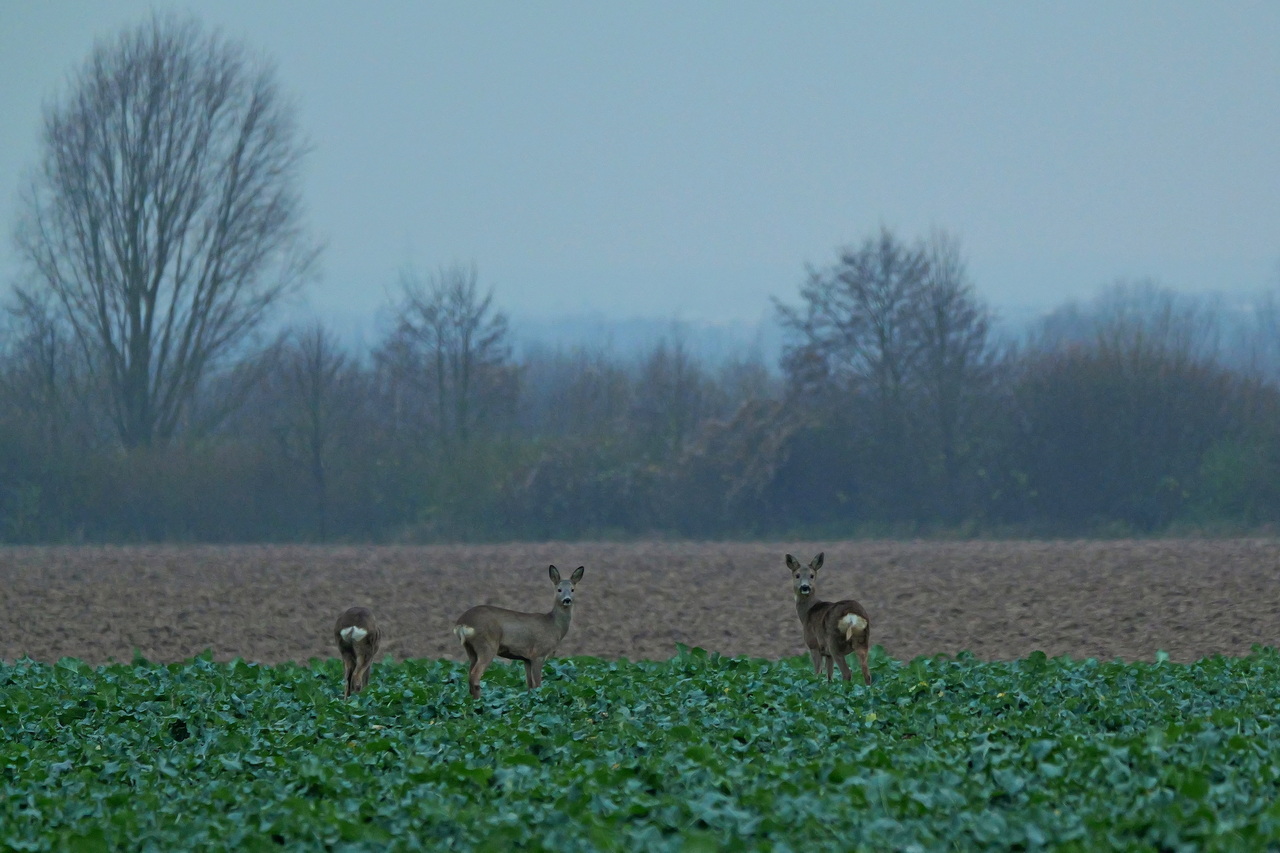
[2,4,1280,543]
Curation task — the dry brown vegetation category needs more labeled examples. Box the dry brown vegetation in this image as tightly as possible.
[1,539,1278,666]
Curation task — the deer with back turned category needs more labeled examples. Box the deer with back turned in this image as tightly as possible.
[454,565,585,699]
[787,552,872,685]
[334,606,381,698]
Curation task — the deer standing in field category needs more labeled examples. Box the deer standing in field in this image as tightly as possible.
[453,565,585,699]
[334,606,381,698]
[787,552,872,685]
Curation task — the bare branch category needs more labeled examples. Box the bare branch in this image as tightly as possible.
[11,14,317,448]
[377,263,515,446]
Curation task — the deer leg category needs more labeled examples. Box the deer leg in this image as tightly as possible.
[835,654,853,682]
[354,645,374,694]
[339,645,358,698]
[351,648,365,695]
[824,655,834,682]
[855,644,872,686]
[467,642,495,699]
[527,658,546,689]
[810,648,823,675]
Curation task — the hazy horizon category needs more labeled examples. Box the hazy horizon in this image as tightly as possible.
[3,2,1278,339]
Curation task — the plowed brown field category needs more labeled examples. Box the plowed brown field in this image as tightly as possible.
[1,539,1278,666]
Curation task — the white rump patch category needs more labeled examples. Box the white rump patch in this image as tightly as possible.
[454,624,476,644]
[340,626,368,643]
[839,614,868,640]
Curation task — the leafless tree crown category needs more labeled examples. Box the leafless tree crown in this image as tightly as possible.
[777,227,930,401]
[776,228,1003,519]
[379,263,515,445]
[12,14,318,448]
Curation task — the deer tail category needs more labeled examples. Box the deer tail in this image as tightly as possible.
[339,626,368,643]
[454,624,475,645]
[839,613,868,642]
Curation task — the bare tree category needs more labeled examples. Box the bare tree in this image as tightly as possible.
[776,228,1006,522]
[1239,288,1280,382]
[778,227,929,409]
[1,290,108,452]
[631,334,716,458]
[776,228,930,517]
[276,323,355,540]
[914,230,1002,517]
[382,263,515,446]
[1033,279,1221,365]
[519,345,632,439]
[11,15,318,448]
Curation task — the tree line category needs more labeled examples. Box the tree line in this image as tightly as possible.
[5,250,1280,544]
[3,15,1279,543]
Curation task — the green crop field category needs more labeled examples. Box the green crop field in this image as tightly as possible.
[3,647,1280,851]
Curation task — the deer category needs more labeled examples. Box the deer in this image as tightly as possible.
[334,606,381,698]
[453,565,585,699]
[786,552,872,685]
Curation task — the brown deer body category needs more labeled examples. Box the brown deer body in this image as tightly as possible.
[454,565,585,699]
[334,606,381,698]
[787,552,872,685]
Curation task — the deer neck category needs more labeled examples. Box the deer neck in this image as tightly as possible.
[548,602,573,638]
[795,591,820,623]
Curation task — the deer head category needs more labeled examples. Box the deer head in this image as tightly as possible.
[786,551,824,600]
[550,564,585,609]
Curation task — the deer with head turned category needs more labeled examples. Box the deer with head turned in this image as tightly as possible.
[787,552,872,685]
[334,606,381,698]
[453,565,585,699]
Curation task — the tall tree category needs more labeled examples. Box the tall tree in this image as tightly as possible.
[631,335,715,459]
[12,15,318,448]
[2,292,81,453]
[776,227,1003,524]
[778,228,929,406]
[914,230,1003,519]
[267,323,357,540]
[382,263,515,447]
[776,227,930,519]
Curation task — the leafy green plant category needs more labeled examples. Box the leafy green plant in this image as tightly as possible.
[3,647,1280,850]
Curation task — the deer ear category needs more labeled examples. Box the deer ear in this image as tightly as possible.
[811,552,824,571]
[785,554,801,571]
[548,565,561,583]
[570,566,584,583]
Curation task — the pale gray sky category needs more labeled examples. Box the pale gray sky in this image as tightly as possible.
[2,1,1278,334]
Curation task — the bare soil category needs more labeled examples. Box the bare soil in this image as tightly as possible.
[1,540,1278,666]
